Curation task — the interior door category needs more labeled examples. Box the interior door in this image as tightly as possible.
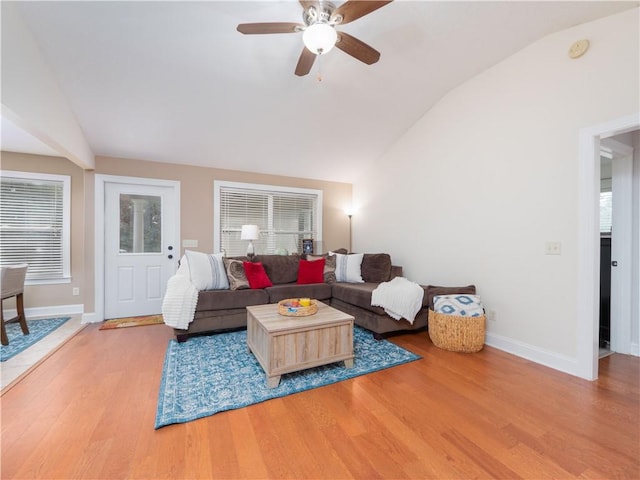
[104,182,178,319]
[610,151,633,353]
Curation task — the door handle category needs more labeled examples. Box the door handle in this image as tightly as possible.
[168,246,173,251]
[612,261,618,267]
[168,254,173,259]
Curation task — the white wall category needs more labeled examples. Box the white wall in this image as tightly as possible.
[1,3,94,169]
[354,9,639,376]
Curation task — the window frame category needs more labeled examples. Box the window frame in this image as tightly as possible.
[0,170,71,285]
[214,180,323,256]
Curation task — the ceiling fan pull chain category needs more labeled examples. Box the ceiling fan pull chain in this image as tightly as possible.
[316,54,323,82]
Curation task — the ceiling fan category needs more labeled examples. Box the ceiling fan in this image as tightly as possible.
[237,0,393,76]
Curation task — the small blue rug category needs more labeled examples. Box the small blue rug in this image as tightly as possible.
[0,317,70,362]
[155,326,420,428]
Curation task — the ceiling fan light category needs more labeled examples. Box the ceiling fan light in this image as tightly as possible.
[303,23,337,55]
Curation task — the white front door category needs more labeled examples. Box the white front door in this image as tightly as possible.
[104,182,178,319]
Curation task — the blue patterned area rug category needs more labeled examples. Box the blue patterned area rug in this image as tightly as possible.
[0,317,70,362]
[155,326,420,428]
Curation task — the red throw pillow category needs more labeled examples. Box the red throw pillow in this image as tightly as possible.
[297,258,325,284]
[243,262,273,289]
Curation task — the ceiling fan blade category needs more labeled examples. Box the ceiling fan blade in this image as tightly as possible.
[299,0,319,11]
[335,32,380,65]
[331,0,393,25]
[295,47,316,76]
[237,23,302,35]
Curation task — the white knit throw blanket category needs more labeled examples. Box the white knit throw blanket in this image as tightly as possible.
[371,277,424,324]
[161,266,198,330]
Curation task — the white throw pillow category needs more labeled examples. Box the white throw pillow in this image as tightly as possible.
[183,250,229,290]
[331,252,364,283]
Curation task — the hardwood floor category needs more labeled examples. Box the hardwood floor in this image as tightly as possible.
[1,323,638,479]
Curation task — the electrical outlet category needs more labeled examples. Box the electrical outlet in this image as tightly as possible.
[72,287,80,296]
[486,310,496,322]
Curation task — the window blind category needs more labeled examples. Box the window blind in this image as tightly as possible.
[218,184,320,256]
[599,191,612,234]
[0,172,71,281]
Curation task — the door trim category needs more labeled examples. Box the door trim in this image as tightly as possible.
[95,174,180,321]
[577,113,639,380]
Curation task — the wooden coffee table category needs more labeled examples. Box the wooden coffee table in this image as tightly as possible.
[246,302,354,388]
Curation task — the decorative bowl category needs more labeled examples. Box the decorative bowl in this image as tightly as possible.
[278,298,318,317]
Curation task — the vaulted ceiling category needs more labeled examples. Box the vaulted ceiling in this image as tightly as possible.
[2,1,636,182]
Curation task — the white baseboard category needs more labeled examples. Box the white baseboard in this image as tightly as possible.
[485,332,580,377]
[81,312,101,324]
[631,342,639,357]
[4,305,101,324]
[3,304,84,320]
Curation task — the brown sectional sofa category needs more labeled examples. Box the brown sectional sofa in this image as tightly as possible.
[173,252,430,342]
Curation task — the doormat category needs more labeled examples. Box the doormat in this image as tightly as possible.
[99,314,164,330]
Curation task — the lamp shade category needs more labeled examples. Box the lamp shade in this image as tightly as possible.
[303,23,337,54]
[240,224,259,241]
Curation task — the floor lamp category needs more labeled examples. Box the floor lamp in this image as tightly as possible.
[346,212,353,253]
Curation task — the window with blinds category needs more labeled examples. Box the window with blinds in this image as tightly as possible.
[600,191,613,234]
[215,181,322,256]
[600,175,612,235]
[0,171,71,282]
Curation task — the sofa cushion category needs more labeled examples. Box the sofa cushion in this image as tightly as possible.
[254,254,300,284]
[243,261,273,289]
[266,283,333,303]
[223,258,250,290]
[361,253,392,283]
[297,258,325,284]
[425,285,476,310]
[196,288,269,310]
[306,254,336,283]
[331,282,387,315]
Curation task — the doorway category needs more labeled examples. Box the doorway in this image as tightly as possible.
[599,137,634,359]
[578,114,639,380]
[95,175,180,321]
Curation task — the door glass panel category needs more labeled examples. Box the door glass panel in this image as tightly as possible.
[119,194,161,253]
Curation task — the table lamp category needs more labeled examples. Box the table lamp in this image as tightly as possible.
[241,225,259,258]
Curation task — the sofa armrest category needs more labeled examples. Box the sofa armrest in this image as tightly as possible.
[390,265,403,280]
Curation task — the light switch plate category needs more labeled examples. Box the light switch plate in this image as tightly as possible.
[544,241,562,255]
[182,239,198,248]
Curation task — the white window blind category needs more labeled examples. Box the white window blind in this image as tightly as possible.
[215,182,322,256]
[600,173,613,233]
[600,191,613,234]
[0,171,71,282]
